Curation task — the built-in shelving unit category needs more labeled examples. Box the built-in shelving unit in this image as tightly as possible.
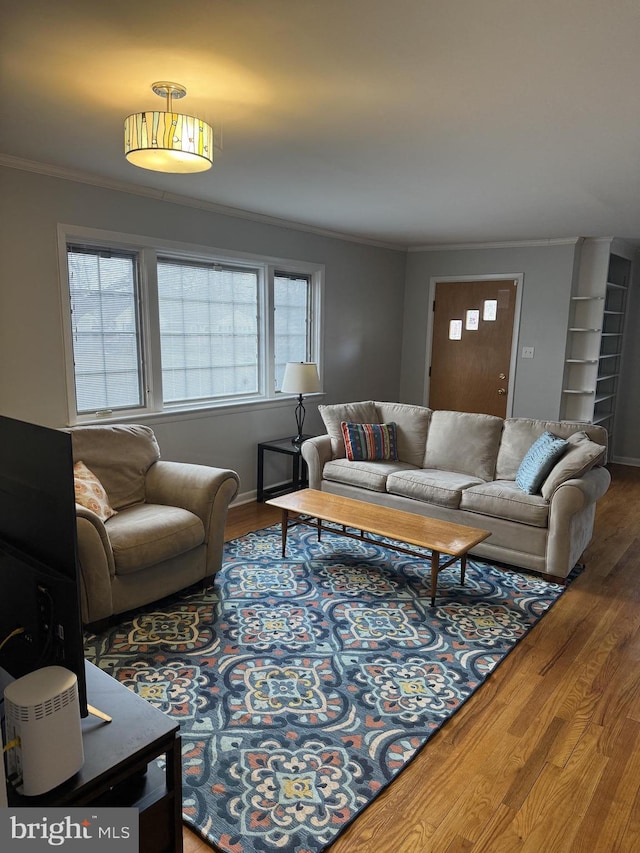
[561,240,632,452]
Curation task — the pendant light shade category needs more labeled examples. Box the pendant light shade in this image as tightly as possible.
[124,82,213,174]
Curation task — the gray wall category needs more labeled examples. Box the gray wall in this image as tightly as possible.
[2,165,638,481]
[400,243,579,420]
[0,167,407,498]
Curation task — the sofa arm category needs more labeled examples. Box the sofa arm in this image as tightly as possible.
[302,435,333,490]
[145,461,240,575]
[75,505,115,625]
[546,466,611,578]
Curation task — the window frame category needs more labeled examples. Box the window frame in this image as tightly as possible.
[58,224,323,425]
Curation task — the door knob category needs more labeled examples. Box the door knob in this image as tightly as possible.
[498,388,506,395]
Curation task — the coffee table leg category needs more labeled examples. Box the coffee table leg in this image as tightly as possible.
[281,509,289,557]
[430,550,440,606]
[460,554,467,586]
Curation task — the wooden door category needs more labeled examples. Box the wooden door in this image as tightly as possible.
[429,279,518,417]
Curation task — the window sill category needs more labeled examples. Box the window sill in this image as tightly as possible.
[69,392,326,428]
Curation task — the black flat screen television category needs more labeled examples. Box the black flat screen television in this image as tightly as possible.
[0,415,88,717]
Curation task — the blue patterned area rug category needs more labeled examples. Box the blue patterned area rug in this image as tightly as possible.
[84,523,572,853]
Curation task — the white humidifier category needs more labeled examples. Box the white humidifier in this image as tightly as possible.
[4,666,84,796]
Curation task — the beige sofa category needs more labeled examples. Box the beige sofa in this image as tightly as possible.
[68,424,239,626]
[301,401,611,580]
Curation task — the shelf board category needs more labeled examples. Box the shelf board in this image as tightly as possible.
[595,393,616,403]
[596,373,619,382]
[606,281,627,290]
[603,310,625,315]
[599,352,622,360]
[571,295,604,301]
[569,327,601,332]
[601,332,623,337]
[565,358,598,364]
[593,414,614,425]
[562,389,595,395]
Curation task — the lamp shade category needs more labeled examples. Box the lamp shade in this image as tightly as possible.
[124,111,213,173]
[280,362,321,395]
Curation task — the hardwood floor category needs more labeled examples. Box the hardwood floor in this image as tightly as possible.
[183,465,640,852]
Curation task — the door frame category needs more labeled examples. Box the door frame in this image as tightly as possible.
[424,273,524,417]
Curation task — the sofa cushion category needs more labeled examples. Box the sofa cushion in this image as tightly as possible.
[323,459,416,492]
[496,418,608,481]
[318,401,378,458]
[460,480,550,527]
[341,421,399,461]
[515,431,568,495]
[423,410,503,481]
[387,469,485,509]
[541,431,607,499]
[375,402,432,466]
[107,503,204,575]
[69,424,160,509]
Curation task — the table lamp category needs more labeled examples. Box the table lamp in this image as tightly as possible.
[280,362,321,444]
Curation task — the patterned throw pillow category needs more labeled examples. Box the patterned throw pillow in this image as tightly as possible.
[515,431,568,495]
[74,460,117,521]
[340,422,399,462]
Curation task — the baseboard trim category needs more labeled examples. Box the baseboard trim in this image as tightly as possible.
[233,489,259,506]
[611,456,640,468]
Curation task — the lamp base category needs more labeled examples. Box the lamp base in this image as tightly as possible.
[291,395,306,446]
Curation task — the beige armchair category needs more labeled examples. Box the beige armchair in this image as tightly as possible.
[68,424,240,628]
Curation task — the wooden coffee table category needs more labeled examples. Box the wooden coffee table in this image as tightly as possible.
[266,489,490,606]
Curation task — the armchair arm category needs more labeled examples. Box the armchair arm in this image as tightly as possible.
[75,505,115,625]
[145,461,240,576]
[301,435,333,490]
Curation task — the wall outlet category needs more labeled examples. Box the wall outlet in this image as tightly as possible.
[522,346,535,359]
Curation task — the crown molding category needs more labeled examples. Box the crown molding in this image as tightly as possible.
[4,154,626,256]
[407,237,582,252]
[0,153,404,253]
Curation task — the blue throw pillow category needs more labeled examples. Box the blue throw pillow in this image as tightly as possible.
[340,421,399,461]
[516,431,569,495]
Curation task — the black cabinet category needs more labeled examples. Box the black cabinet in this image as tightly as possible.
[8,661,182,853]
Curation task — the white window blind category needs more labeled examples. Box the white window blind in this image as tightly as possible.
[274,273,311,391]
[67,247,143,413]
[157,259,260,403]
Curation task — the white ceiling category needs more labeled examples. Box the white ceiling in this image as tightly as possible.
[3,0,640,248]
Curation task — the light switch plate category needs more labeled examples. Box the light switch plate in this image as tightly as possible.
[522,346,535,359]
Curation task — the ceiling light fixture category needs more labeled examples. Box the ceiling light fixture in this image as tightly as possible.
[124,81,213,174]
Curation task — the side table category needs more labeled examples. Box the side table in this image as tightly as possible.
[257,436,313,502]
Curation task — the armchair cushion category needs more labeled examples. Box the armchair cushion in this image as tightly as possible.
[106,503,204,575]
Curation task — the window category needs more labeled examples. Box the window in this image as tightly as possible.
[274,273,312,391]
[62,230,322,421]
[157,259,260,403]
[67,246,144,414]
